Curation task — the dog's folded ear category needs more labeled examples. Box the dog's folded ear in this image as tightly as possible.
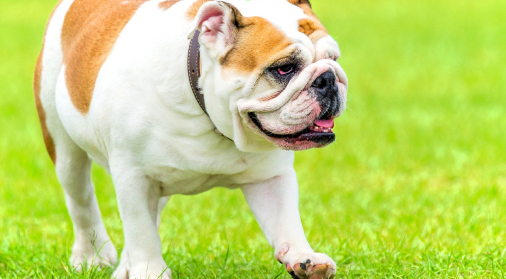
[188,1,243,57]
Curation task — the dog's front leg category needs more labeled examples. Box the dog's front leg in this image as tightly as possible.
[111,170,170,279]
[241,170,336,279]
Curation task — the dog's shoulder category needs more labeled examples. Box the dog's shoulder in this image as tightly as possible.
[59,0,198,114]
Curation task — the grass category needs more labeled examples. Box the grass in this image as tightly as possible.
[1,0,505,277]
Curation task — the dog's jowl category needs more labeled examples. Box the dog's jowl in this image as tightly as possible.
[34,0,348,278]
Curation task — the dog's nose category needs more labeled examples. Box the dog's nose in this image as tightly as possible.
[311,71,338,97]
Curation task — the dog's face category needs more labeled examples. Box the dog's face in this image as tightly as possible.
[190,0,348,152]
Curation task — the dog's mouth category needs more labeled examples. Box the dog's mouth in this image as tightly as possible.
[248,112,335,145]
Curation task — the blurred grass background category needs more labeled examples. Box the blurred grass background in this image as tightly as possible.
[1,0,505,277]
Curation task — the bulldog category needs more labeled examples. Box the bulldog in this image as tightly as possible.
[34,0,348,278]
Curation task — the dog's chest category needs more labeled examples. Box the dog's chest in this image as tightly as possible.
[152,164,252,195]
[158,171,237,195]
[145,148,292,196]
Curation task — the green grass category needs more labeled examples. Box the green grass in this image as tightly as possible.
[1,0,505,277]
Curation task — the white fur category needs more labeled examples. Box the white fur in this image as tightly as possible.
[39,0,346,278]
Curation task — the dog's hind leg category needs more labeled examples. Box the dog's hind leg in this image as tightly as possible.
[54,140,118,271]
[34,0,117,271]
[36,79,117,270]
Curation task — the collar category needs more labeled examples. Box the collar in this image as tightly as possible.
[187,30,232,140]
[187,30,207,115]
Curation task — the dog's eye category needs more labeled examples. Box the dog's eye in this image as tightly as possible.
[268,62,299,81]
[277,65,295,75]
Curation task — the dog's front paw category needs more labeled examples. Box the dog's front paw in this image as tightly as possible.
[112,253,171,279]
[71,238,117,271]
[125,264,171,279]
[278,252,336,279]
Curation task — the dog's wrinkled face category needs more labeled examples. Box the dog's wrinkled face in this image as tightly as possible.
[189,0,348,152]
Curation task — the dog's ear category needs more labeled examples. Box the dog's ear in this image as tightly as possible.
[188,1,243,57]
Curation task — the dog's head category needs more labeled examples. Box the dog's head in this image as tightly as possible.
[189,0,348,152]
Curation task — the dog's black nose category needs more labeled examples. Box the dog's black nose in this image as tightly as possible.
[311,71,338,97]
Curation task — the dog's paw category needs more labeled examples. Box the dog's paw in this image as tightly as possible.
[111,252,130,279]
[112,254,171,279]
[71,239,117,271]
[280,252,336,279]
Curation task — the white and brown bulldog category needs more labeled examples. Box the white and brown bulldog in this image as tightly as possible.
[34,0,348,278]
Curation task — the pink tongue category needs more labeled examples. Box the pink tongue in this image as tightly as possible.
[315,119,334,128]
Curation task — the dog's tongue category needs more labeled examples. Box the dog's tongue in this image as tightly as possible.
[315,119,334,128]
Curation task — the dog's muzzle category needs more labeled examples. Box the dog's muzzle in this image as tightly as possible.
[249,70,342,149]
[241,59,348,150]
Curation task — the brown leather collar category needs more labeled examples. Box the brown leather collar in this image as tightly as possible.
[187,30,207,115]
[188,31,233,140]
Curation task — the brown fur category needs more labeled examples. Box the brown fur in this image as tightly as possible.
[61,0,149,114]
[298,18,328,44]
[220,14,293,73]
[186,1,293,73]
[34,1,63,163]
[187,0,326,73]
[288,0,328,42]
[159,0,180,10]
[218,0,328,73]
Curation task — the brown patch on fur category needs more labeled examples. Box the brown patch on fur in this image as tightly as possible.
[186,0,212,19]
[298,18,328,44]
[287,0,328,42]
[159,0,180,10]
[34,1,63,164]
[61,0,149,114]
[219,13,293,73]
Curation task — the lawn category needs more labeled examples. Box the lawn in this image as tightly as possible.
[1,0,505,278]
